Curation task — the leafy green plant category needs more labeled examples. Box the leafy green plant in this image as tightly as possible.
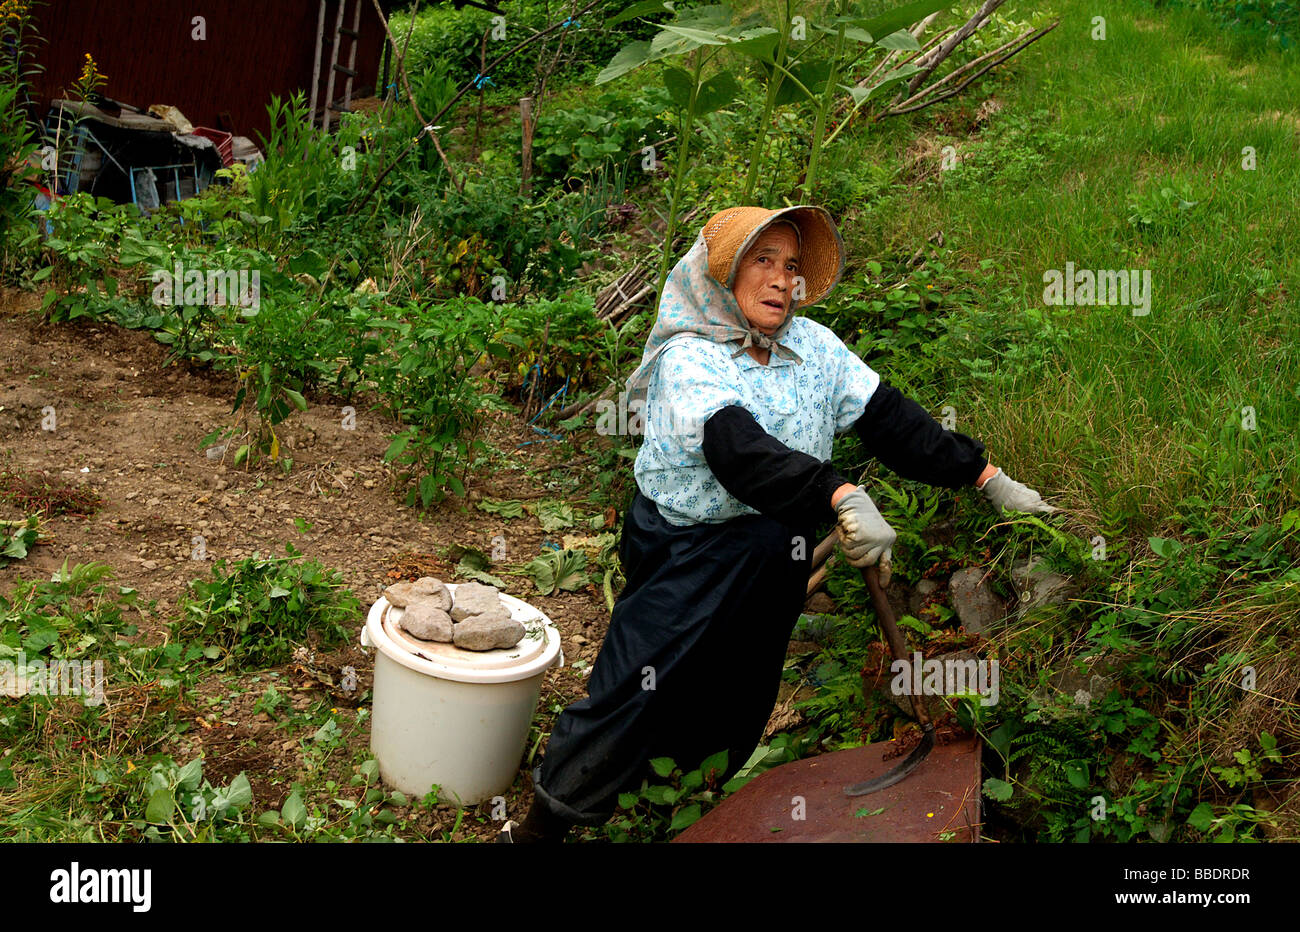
[602,750,730,842]
[137,756,254,842]
[1126,177,1202,238]
[36,192,136,322]
[0,516,40,566]
[173,544,361,667]
[376,297,510,507]
[525,549,589,595]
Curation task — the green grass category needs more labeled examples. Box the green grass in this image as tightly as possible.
[840,0,1300,531]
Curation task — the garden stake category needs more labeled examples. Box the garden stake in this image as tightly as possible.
[843,563,935,796]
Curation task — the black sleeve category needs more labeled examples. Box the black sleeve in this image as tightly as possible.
[702,405,849,528]
[852,381,988,489]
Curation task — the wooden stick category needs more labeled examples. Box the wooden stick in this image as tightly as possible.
[806,557,834,598]
[901,0,1005,99]
[520,96,534,197]
[310,0,326,124]
[322,0,347,134]
[884,21,1059,117]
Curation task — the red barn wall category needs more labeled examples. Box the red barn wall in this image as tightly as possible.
[28,0,389,144]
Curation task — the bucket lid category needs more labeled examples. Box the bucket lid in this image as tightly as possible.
[363,584,562,685]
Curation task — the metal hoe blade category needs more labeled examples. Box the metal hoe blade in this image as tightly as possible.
[844,724,935,795]
[843,563,936,796]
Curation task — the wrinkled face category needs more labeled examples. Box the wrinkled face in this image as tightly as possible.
[731,224,800,336]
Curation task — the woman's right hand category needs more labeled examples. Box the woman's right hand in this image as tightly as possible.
[834,486,897,584]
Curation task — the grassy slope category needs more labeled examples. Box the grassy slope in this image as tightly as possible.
[853,0,1299,530]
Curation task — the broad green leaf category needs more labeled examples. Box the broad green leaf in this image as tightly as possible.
[145,788,175,823]
[695,70,740,114]
[643,784,677,805]
[382,433,411,463]
[282,791,307,829]
[700,750,728,780]
[177,757,204,791]
[476,498,526,518]
[457,564,507,588]
[669,803,702,831]
[726,26,781,60]
[662,65,695,110]
[525,549,588,595]
[22,622,58,654]
[853,0,955,44]
[877,29,921,50]
[812,23,875,44]
[607,0,675,28]
[650,757,676,778]
[597,39,653,84]
[674,4,736,29]
[774,60,834,106]
[1065,760,1090,790]
[530,500,577,532]
[983,777,1014,801]
[1186,801,1214,832]
[655,24,732,47]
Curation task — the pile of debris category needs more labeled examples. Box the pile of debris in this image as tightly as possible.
[35,96,263,211]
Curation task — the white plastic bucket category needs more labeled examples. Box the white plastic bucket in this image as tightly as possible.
[361,584,563,805]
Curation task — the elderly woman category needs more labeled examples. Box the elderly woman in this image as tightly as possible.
[499,205,1055,843]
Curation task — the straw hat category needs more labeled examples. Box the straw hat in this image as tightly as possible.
[700,205,846,308]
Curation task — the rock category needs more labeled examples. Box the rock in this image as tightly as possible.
[947,567,1005,636]
[450,582,503,621]
[399,603,454,642]
[1010,557,1077,612]
[454,611,525,651]
[920,518,956,548]
[804,592,836,614]
[908,578,940,617]
[1049,652,1127,703]
[384,577,452,611]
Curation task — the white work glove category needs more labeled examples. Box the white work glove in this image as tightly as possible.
[835,487,897,584]
[979,468,1058,515]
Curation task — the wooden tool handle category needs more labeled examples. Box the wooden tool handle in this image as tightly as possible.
[861,564,932,728]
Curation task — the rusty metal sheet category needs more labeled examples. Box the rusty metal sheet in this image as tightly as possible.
[675,736,982,843]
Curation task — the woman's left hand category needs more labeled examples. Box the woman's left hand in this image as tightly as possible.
[979,468,1058,514]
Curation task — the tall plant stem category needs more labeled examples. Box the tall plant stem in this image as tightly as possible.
[800,0,849,200]
[741,0,793,203]
[653,47,708,306]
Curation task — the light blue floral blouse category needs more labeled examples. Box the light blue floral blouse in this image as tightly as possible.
[634,316,881,526]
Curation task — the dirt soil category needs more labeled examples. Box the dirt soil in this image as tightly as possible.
[0,285,619,841]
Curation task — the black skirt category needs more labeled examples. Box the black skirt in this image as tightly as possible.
[532,490,815,826]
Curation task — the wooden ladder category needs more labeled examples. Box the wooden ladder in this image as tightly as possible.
[310,0,363,133]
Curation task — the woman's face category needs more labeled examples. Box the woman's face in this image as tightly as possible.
[731,224,800,336]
